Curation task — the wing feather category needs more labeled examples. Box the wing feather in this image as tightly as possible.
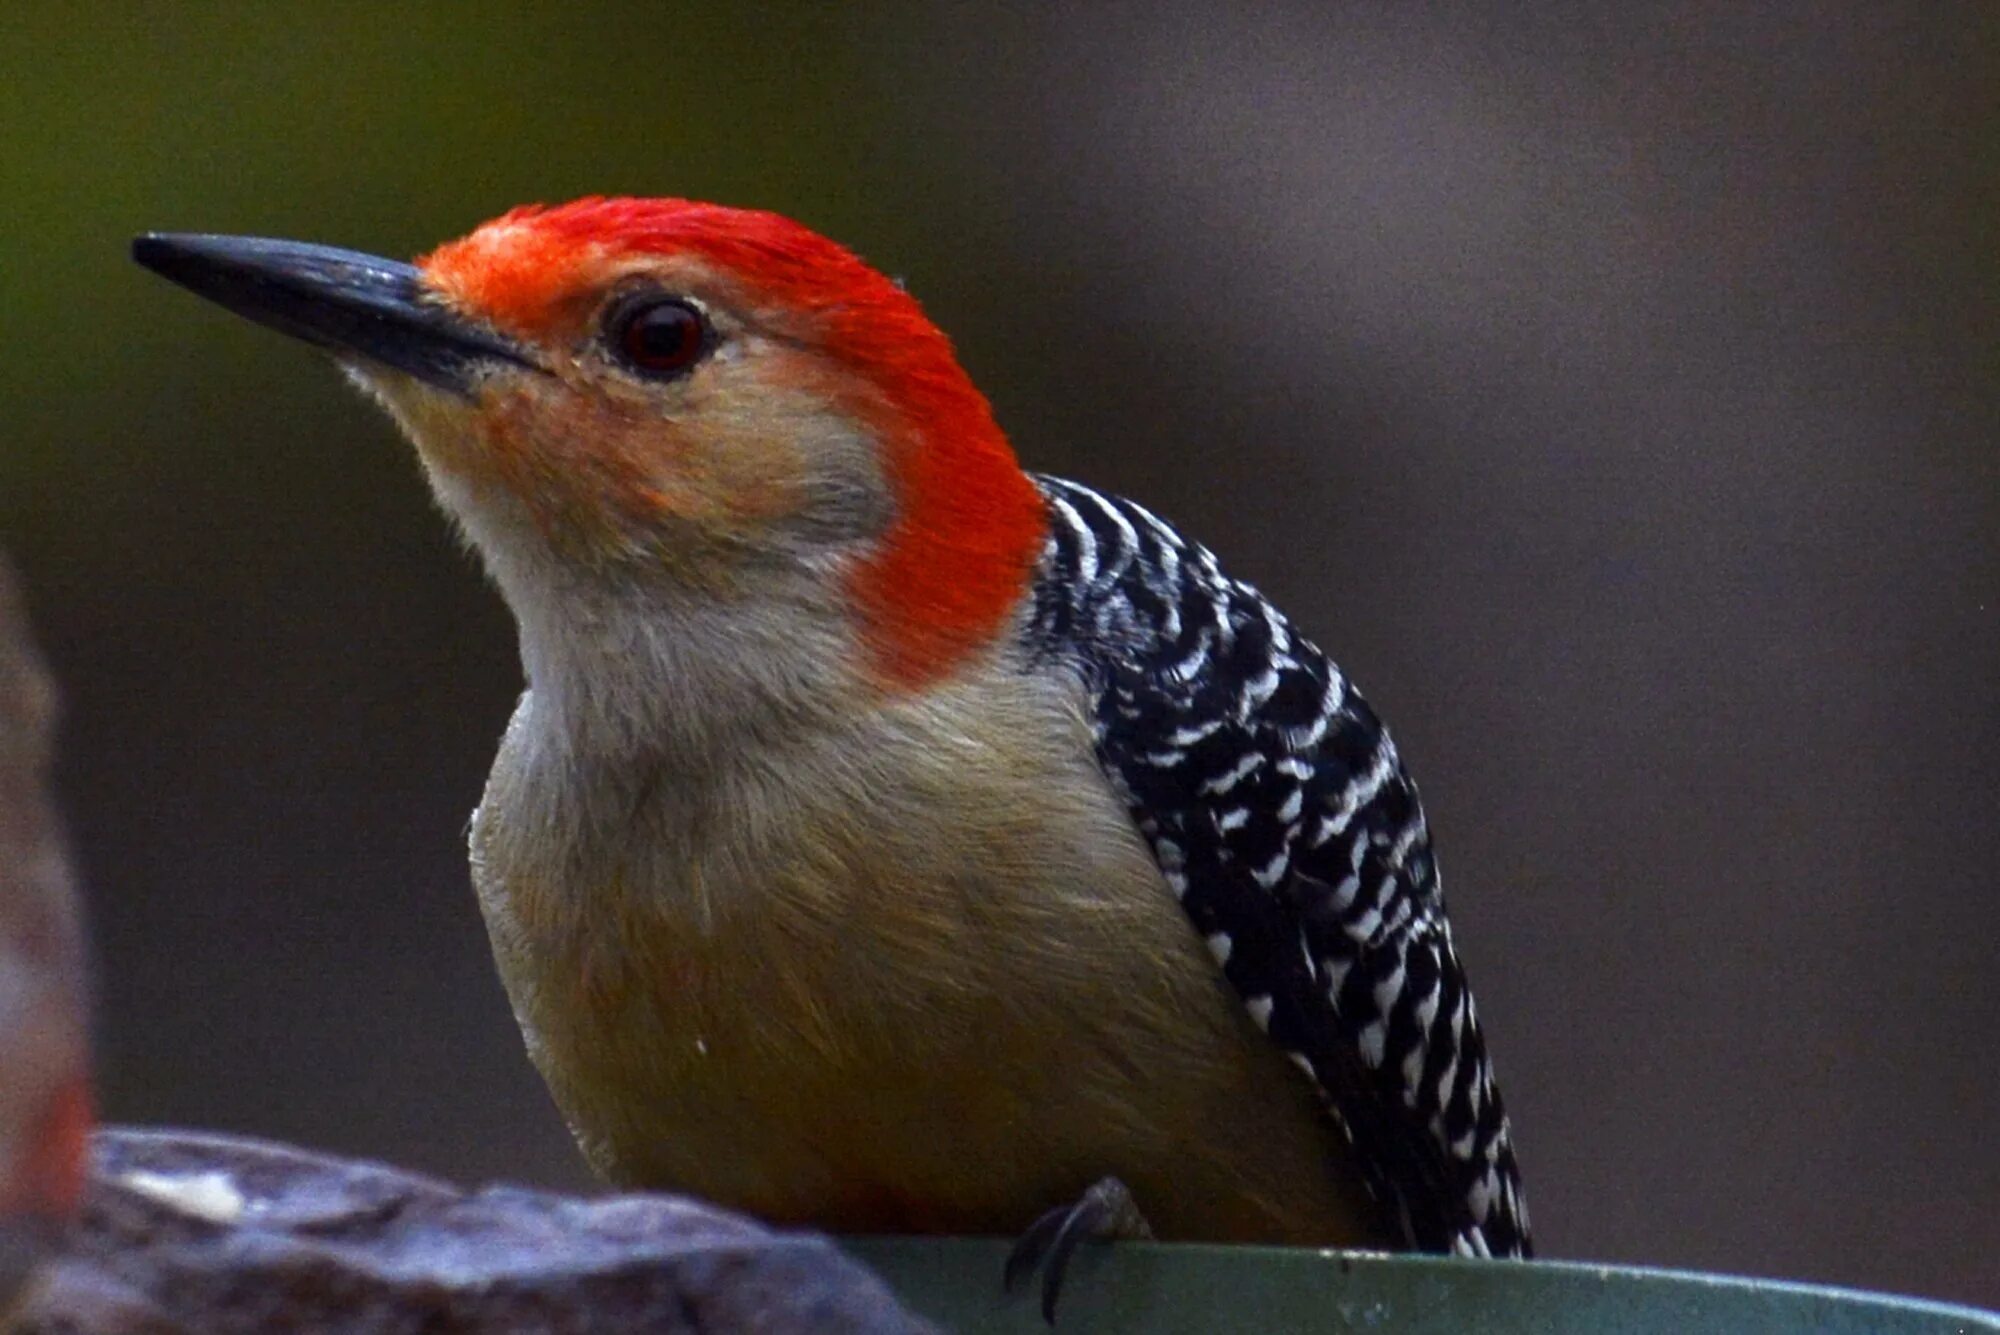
[1023,475,1530,1257]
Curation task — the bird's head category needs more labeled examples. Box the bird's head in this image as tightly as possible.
[134,199,1048,689]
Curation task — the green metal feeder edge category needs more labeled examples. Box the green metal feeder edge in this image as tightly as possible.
[842,1237,2000,1334]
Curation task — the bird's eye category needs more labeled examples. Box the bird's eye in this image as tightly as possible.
[611,298,710,378]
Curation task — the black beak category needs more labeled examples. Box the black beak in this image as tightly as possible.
[132,233,537,396]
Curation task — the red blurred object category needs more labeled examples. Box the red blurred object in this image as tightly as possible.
[0,557,91,1304]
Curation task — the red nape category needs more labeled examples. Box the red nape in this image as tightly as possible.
[442,197,1051,688]
[847,401,1049,691]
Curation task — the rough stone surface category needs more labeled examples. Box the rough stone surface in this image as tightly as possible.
[0,554,92,1316]
[18,1128,935,1333]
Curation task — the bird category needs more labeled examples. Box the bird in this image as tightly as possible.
[131,198,1529,1316]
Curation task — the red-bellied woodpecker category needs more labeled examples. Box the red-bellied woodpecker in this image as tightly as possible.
[132,199,1529,1315]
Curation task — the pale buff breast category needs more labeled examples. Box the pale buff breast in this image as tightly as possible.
[468,662,1386,1245]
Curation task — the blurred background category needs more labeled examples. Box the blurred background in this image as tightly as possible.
[2,2,1994,1309]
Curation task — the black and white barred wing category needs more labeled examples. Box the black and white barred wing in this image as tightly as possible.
[1026,476,1530,1258]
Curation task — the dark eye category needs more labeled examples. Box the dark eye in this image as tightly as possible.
[611,297,710,378]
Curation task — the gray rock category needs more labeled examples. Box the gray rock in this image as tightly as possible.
[21,1128,936,1333]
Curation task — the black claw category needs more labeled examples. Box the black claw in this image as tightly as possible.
[1040,1202,1100,1324]
[1003,1204,1069,1293]
[1002,1178,1151,1326]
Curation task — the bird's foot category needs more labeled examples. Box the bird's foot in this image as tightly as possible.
[1004,1176,1153,1325]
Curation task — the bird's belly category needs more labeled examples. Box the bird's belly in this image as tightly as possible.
[493,849,1384,1246]
[472,680,1385,1246]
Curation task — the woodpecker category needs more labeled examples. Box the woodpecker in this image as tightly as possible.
[132,199,1529,1311]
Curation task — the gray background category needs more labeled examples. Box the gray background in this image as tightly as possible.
[3,4,1993,1308]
